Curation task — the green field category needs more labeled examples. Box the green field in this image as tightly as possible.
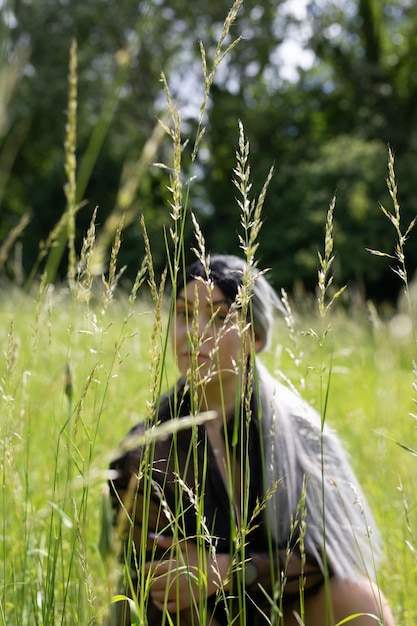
[2,3,417,623]
[1,278,415,625]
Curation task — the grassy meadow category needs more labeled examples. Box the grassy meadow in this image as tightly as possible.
[0,271,416,625]
[1,5,416,623]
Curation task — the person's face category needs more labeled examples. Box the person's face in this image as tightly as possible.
[171,279,254,386]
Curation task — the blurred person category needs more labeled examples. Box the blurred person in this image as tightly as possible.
[109,254,396,626]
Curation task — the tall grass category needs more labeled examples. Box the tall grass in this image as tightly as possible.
[1,258,416,625]
[1,3,416,626]
[0,284,414,622]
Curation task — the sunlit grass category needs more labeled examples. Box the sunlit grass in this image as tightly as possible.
[1,1,416,624]
[0,278,416,624]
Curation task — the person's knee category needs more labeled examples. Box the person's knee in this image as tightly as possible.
[328,577,396,626]
[286,576,396,625]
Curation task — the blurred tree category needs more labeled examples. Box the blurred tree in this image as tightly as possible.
[199,0,417,301]
[1,0,287,282]
[0,0,416,301]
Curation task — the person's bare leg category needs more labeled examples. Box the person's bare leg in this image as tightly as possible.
[283,577,396,625]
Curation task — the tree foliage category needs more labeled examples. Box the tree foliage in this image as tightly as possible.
[199,0,417,300]
[1,0,416,301]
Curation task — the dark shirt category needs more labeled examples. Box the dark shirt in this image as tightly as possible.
[109,380,324,626]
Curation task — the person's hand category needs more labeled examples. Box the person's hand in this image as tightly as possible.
[145,535,230,613]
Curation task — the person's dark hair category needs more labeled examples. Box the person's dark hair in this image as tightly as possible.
[176,254,283,351]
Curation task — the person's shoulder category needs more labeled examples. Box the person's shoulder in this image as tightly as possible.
[155,382,187,422]
[256,359,322,427]
[125,379,188,431]
[109,383,181,465]
[120,379,190,443]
